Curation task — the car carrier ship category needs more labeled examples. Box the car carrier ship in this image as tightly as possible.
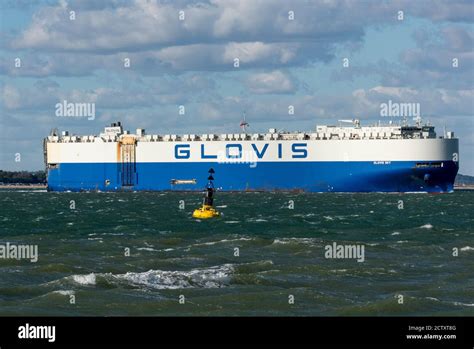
[44,119,459,192]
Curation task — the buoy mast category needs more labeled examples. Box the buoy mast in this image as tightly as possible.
[192,168,220,219]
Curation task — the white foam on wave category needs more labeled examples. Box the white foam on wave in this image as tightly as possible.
[330,269,348,273]
[71,273,96,285]
[460,246,474,251]
[453,301,474,307]
[193,237,253,247]
[292,213,315,218]
[425,297,440,302]
[420,224,433,229]
[272,237,318,246]
[111,264,234,289]
[247,218,268,222]
[52,290,75,296]
[66,264,234,290]
[391,232,401,236]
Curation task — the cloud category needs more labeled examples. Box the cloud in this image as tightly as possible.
[1,41,329,76]
[400,26,474,86]
[2,85,22,109]
[351,86,474,119]
[4,0,473,77]
[0,53,110,77]
[332,25,474,89]
[154,41,303,71]
[0,73,218,111]
[4,0,391,75]
[245,70,295,94]
[404,0,474,23]
[11,0,364,52]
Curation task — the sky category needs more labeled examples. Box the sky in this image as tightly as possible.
[0,0,473,174]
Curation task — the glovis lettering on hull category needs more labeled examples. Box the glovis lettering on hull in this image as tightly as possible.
[174,143,308,160]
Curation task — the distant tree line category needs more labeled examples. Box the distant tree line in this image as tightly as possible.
[0,170,46,184]
[455,174,474,185]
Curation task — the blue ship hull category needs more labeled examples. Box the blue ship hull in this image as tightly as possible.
[47,161,458,193]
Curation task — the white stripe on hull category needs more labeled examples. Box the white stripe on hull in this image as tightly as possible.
[47,138,459,163]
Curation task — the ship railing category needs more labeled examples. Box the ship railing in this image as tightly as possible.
[47,130,436,143]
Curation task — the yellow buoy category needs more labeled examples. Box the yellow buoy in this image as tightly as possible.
[193,168,220,219]
[192,204,220,219]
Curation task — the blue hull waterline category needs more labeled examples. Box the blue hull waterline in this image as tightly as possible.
[47,161,458,193]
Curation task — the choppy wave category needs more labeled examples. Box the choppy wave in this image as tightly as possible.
[64,265,234,289]
[52,261,278,291]
[192,237,254,247]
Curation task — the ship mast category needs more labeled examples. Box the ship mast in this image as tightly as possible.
[240,111,249,133]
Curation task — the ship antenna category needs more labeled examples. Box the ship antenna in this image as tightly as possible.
[413,116,422,127]
[240,111,249,133]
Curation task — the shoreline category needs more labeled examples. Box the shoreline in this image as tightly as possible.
[454,185,474,191]
[0,184,47,189]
